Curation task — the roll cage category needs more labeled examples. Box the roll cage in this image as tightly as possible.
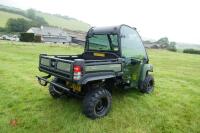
[85,24,149,61]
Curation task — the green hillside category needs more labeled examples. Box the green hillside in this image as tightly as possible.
[36,12,90,31]
[0,5,90,31]
[0,11,29,27]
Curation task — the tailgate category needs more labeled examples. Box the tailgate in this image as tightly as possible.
[39,54,73,80]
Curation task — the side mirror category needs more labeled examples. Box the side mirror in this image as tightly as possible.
[143,57,149,63]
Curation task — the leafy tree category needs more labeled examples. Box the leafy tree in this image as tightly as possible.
[157,37,169,48]
[6,18,31,32]
[167,42,177,52]
[6,16,48,32]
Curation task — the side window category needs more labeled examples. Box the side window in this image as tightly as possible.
[120,26,147,59]
[110,34,119,51]
[110,35,118,46]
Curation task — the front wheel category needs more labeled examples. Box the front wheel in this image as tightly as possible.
[83,88,112,119]
[139,74,154,93]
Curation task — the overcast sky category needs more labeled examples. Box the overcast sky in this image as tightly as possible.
[1,0,200,44]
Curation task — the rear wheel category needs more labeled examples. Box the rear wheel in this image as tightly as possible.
[139,74,154,93]
[83,88,112,119]
[48,78,63,98]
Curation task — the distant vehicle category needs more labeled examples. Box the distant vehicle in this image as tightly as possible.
[36,24,154,119]
[0,35,19,41]
[1,35,10,40]
[10,35,19,41]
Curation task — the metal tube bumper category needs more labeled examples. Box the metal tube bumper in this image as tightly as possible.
[36,75,83,98]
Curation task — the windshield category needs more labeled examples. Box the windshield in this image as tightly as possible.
[88,34,118,51]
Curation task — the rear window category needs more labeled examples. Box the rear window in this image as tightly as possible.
[88,34,118,51]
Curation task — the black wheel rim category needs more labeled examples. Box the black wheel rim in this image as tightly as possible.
[95,97,108,116]
[146,79,154,92]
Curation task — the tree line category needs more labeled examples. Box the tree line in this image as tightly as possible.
[0,9,48,32]
[152,37,200,55]
[156,37,177,51]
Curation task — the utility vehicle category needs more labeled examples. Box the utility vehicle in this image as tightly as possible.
[36,24,154,119]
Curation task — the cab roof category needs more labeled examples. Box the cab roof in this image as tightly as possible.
[87,24,136,35]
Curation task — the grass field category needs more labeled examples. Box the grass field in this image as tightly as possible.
[0,40,199,133]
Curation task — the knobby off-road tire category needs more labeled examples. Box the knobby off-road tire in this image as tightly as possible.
[139,74,154,93]
[48,78,63,98]
[83,88,112,119]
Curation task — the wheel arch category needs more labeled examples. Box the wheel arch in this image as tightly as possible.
[78,72,116,85]
[139,64,153,82]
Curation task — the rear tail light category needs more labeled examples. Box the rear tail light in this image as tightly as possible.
[73,65,82,80]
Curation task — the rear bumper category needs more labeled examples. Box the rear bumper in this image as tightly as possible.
[36,75,82,98]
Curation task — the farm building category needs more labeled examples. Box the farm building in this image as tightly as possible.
[64,29,86,45]
[27,26,72,43]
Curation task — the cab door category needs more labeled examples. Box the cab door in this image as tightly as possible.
[120,25,147,88]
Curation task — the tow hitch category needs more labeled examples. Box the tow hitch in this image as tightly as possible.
[36,75,51,86]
